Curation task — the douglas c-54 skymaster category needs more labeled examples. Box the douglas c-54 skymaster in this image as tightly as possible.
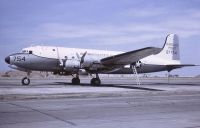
[5,34,196,85]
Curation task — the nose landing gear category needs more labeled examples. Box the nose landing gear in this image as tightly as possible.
[21,71,31,85]
[22,77,30,85]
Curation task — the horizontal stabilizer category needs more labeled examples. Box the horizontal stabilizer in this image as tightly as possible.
[166,64,198,71]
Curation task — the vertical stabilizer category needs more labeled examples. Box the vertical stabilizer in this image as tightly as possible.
[156,34,180,61]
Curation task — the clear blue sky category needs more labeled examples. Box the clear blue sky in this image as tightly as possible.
[0,0,199,76]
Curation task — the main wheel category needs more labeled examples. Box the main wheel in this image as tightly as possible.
[90,78,101,85]
[72,78,80,85]
[22,77,30,85]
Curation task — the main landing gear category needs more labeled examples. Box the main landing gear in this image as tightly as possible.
[71,74,80,85]
[21,72,31,85]
[90,73,101,85]
[71,73,101,85]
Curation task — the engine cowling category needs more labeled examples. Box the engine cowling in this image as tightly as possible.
[64,59,80,72]
[81,56,100,68]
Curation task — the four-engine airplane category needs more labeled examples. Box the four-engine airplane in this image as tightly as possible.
[5,34,196,85]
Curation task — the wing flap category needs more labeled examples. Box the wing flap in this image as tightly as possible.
[101,47,161,66]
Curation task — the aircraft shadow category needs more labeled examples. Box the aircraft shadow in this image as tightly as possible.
[54,82,163,91]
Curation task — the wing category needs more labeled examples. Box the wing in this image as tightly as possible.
[101,47,161,66]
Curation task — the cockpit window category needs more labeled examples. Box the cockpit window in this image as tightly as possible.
[29,51,33,54]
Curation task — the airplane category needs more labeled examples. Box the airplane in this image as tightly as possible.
[5,34,196,85]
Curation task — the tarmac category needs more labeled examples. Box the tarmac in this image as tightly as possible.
[0,77,200,128]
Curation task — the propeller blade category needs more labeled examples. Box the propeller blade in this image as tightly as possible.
[80,51,87,64]
[76,52,81,60]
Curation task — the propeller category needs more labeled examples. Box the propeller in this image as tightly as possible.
[76,51,87,68]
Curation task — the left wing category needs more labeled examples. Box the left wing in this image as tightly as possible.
[101,47,161,66]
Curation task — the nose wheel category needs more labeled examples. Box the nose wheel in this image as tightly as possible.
[21,71,31,85]
[22,77,30,85]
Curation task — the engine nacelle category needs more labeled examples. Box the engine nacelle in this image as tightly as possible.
[64,59,80,72]
[81,56,100,68]
[81,60,93,68]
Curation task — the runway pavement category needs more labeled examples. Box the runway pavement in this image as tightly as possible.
[0,77,200,128]
[0,77,200,100]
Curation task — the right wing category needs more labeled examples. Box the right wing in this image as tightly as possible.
[101,47,161,66]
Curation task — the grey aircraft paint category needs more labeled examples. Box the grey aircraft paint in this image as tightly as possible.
[9,53,61,72]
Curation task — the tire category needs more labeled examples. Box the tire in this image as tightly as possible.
[72,78,80,85]
[91,78,101,85]
[22,77,30,85]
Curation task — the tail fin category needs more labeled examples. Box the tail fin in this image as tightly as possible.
[156,34,180,62]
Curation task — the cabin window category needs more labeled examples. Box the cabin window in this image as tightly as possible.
[29,51,33,54]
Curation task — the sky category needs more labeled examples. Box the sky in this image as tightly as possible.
[0,0,200,76]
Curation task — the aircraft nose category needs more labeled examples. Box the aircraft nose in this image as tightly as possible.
[5,56,10,64]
